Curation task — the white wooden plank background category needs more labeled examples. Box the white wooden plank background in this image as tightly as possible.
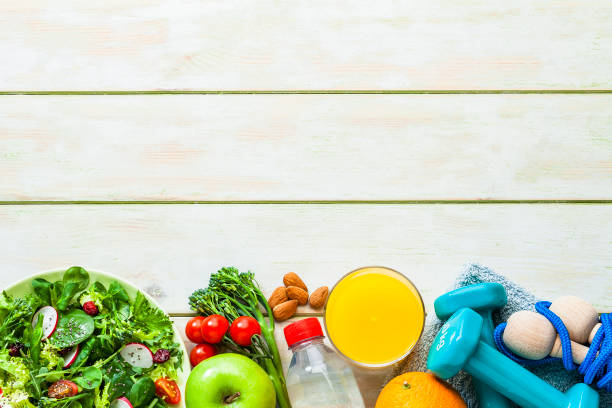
[2,0,612,406]
[2,94,611,201]
[1,0,611,90]
[1,204,610,313]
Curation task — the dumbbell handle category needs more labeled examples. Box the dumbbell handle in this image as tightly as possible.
[466,340,598,408]
[477,310,513,408]
[468,341,566,408]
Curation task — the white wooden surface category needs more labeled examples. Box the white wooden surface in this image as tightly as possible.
[1,94,611,201]
[0,204,610,313]
[1,0,612,90]
[2,1,612,406]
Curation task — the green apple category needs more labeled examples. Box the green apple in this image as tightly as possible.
[186,353,276,408]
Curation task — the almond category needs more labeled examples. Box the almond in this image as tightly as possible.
[267,287,288,309]
[286,286,309,305]
[309,286,329,309]
[273,300,298,321]
[283,272,308,292]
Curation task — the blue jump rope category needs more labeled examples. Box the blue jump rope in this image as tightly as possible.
[494,301,612,392]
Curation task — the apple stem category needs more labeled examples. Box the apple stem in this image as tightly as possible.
[224,392,241,404]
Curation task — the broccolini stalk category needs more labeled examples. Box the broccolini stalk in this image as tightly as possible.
[189,267,291,408]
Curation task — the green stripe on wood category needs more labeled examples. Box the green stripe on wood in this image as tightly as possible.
[1,90,612,96]
[1,200,611,205]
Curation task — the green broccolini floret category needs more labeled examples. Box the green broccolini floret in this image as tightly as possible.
[189,267,291,408]
[0,293,40,349]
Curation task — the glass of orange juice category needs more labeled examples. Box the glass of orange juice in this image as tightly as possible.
[324,266,425,367]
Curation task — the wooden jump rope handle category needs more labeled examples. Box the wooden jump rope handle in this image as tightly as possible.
[502,296,600,364]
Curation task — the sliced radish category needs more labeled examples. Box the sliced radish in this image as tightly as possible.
[32,306,58,340]
[110,397,133,408]
[63,345,79,368]
[120,343,154,368]
[0,390,13,408]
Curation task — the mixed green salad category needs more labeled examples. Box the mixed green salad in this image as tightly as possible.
[0,267,183,408]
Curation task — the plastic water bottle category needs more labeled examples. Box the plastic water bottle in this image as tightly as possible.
[283,318,366,408]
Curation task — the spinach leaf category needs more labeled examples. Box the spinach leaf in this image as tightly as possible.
[79,394,94,408]
[51,310,95,348]
[32,279,64,307]
[30,314,44,365]
[116,301,131,321]
[72,337,96,369]
[108,281,130,303]
[32,278,53,305]
[128,377,155,407]
[100,281,131,315]
[73,366,103,390]
[57,267,90,311]
[102,358,137,400]
[32,266,88,311]
[108,371,134,401]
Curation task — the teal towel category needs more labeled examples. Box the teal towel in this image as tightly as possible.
[388,263,611,407]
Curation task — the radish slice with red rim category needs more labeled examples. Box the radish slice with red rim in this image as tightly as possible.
[110,397,133,408]
[32,306,58,340]
[63,345,79,368]
[120,343,154,368]
[0,390,13,408]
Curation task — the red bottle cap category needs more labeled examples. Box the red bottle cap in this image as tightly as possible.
[284,317,325,348]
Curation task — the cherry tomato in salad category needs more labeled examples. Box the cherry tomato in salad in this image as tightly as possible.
[201,314,229,344]
[229,316,261,346]
[48,380,79,399]
[189,343,217,366]
[155,378,181,405]
[185,316,206,343]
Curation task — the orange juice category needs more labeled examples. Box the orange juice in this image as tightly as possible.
[324,267,425,367]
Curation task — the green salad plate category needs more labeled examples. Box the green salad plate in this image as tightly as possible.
[2,268,191,408]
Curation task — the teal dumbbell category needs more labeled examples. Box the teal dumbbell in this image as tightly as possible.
[434,283,511,408]
[427,308,599,408]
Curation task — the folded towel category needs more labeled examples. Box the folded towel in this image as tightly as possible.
[387,263,611,407]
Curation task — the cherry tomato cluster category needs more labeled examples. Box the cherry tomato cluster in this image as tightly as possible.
[185,315,262,367]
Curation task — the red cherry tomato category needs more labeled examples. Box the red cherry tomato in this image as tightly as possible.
[185,316,206,343]
[230,316,261,346]
[48,380,79,399]
[155,378,181,405]
[189,343,217,367]
[201,314,229,344]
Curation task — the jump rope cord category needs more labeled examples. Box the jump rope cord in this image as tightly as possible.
[493,301,612,392]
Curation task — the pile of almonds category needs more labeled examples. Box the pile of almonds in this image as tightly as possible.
[268,272,329,322]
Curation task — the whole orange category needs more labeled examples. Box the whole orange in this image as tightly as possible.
[375,372,467,408]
